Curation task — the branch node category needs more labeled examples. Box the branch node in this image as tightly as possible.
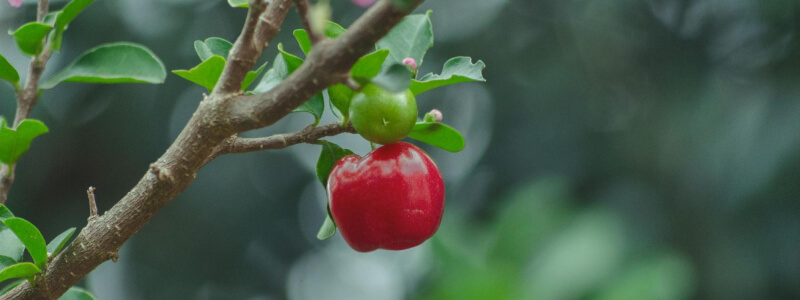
[87,186,99,220]
[149,163,176,183]
[109,252,119,263]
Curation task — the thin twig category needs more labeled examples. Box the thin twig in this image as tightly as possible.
[87,187,98,220]
[0,0,53,205]
[293,0,321,44]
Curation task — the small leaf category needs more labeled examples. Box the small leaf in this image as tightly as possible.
[293,21,347,55]
[52,0,96,50]
[407,122,465,152]
[172,55,226,92]
[41,43,166,89]
[242,61,268,91]
[376,11,434,71]
[316,210,336,240]
[410,57,486,95]
[278,43,303,73]
[327,84,353,120]
[59,286,98,300]
[0,229,24,262]
[351,49,390,80]
[9,22,53,56]
[3,218,48,270]
[294,93,324,124]
[370,63,412,93]
[46,228,76,257]
[0,262,40,283]
[252,54,288,94]
[0,118,49,166]
[315,141,355,187]
[194,37,233,61]
[0,54,20,87]
[227,0,249,8]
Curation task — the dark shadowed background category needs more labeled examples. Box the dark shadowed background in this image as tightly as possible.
[1,0,799,299]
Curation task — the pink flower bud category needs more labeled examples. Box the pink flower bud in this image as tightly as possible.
[403,57,417,71]
[351,0,376,7]
[8,0,23,7]
[428,109,443,122]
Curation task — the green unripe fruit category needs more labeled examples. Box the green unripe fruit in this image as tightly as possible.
[349,83,417,145]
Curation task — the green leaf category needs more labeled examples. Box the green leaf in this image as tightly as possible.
[370,63,412,93]
[327,84,353,120]
[376,11,433,71]
[407,122,465,152]
[315,141,354,187]
[351,49,390,80]
[227,0,249,8]
[0,119,49,166]
[0,262,40,284]
[46,228,76,257]
[41,42,166,89]
[59,286,98,300]
[410,57,486,95]
[173,55,225,92]
[194,37,233,61]
[314,141,354,241]
[9,22,53,56]
[242,62,268,91]
[316,209,336,240]
[253,44,323,122]
[293,21,347,56]
[0,229,24,262]
[278,43,303,73]
[52,0,96,50]
[3,218,48,270]
[0,54,20,87]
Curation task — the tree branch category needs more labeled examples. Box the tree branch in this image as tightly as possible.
[1,0,421,298]
[207,121,355,163]
[0,0,53,205]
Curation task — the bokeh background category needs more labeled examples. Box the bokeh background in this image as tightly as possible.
[2,0,800,299]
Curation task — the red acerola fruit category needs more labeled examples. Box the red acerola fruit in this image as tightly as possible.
[328,142,445,252]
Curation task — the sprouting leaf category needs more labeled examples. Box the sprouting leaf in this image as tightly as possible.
[0,204,13,221]
[194,37,233,61]
[9,22,53,56]
[370,63,412,93]
[46,228,76,257]
[242,61,268,91]
[2,218,47,270]
[59,286,98,300]
[316,208,337,240]
[376,11,433,71]
[0,54,20,88]
[41,43,166,89]
[410,57,486,95]
[293,21,347,55]
[0,118,49,166]
[0,262,40,284]
[172,55,226,92]
[52,0,96,50]
[407,122,465,152]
